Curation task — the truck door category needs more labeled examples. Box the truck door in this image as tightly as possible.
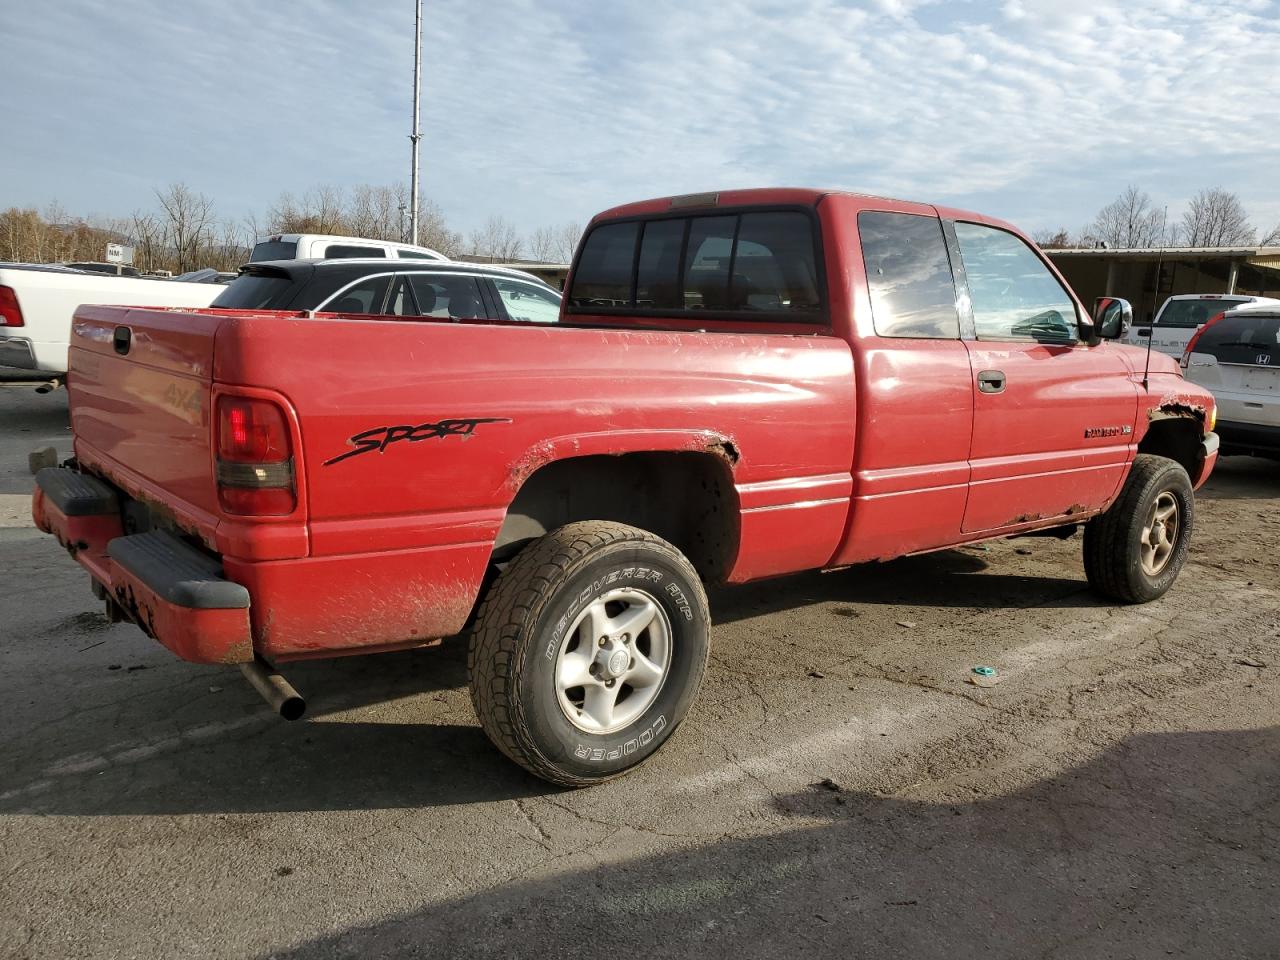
[949,220,1138,534]
[830,209,974,565]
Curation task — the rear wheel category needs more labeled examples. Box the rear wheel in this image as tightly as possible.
[468,521,710,786]
[1083,454,1194,603]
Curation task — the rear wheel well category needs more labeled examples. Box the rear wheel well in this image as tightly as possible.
[1138,418,1201,478]
[494,453,740,584]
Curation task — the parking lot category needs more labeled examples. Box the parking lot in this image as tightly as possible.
[2,378,1278,959]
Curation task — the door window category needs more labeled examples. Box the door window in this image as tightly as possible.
[322,276,390,314]
[954,222,1078,344]
[407,275,487,320]
[323,244,387,259]
[492,279,561,323]
[859,211,960,338]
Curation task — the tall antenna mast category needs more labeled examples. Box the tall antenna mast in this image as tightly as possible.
[408,0,423,246]
[1142,245,1165,391]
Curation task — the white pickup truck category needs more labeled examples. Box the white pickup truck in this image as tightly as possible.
[0,264,224,379]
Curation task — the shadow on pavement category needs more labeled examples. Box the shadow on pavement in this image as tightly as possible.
[1197,454,1280,500]
[264,726,1280,959]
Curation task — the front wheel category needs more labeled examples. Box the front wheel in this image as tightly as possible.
[1083,453,1194,603]
[468,521,710,786]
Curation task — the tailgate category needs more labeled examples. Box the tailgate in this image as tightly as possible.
[68,305,223,540]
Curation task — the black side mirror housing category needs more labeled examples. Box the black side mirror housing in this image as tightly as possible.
[1087,297,1132,344]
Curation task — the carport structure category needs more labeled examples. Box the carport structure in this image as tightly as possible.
[1047,246,1280,324]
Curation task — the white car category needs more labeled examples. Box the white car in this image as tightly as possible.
[0,263,224,377]
[1181,306,1280,458]
[1122,293,1280,357]
[249,234,447,263]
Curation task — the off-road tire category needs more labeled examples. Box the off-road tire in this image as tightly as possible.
[1083,454,1194,603]
[468,521,710,787]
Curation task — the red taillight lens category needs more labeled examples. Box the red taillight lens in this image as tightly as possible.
[0,286,24,327]
[215,396,296,515]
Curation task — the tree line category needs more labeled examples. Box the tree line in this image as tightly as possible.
[0,182,583,274]
[1034,185,1280,250]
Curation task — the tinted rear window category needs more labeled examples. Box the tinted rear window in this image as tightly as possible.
[1158,298,1249,328]
[324,245,387,259]
[250,240,298,262]
[568,209,821,321]
[1194,313,1280,365]
[212,274,295,309]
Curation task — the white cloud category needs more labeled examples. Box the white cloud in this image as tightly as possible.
[1,0,1277,241]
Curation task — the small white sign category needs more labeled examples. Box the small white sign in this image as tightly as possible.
[105,243,134,264]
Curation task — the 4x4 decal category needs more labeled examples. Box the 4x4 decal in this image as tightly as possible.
[323,417,511,466]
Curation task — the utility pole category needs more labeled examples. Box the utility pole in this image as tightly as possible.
[409,0,423,246]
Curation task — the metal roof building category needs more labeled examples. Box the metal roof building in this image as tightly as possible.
[1046,246,1280,323]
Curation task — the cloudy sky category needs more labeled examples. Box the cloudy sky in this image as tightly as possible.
[3,0,1278,242]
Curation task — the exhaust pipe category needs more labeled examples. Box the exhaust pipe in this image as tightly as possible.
[239,658,306,721]
[34,379,62,394]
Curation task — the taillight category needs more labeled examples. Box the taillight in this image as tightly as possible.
[1180,310,1226,369]
[0,286,23,327]
[215,396,296,515]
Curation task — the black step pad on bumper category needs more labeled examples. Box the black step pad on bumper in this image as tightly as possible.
[35,467,119,516]
[108,530,250,610]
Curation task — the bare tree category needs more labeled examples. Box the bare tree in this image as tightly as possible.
[1259,223,1280,247]
[1086,186,1167,249]
[1032,227,1074,249]
[552,221,583,262]
[469,215,523,260]
[416,198,462,257]
[1180,187,1256,247]
[155,183,216,272]
[528,225,557,261]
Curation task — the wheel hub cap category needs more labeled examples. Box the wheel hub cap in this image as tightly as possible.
[554,587,673,734]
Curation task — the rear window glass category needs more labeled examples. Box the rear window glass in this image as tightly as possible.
[408,275,488,320]
[324,245,387,259]
[1194,313,1280,365]
[859,211,960,339]
[249,240,298,262]
[1158,298,1249,328]
[323,277,391,314]
[569,222,639,307]
[569,209,821,320]
[212,274,294,309]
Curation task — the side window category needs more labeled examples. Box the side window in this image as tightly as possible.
[323,276,391,314]
[408,275,487,320]
[954,222,1078,343]
[859,211,960,339]
[493,279,561,323]
[397,251,438,260]
[385,275,418,316]
[569,222,639,307]
[323,245,387,259]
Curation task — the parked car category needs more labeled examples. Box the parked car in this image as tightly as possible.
[0,263,224,377]
[33,187,1218,786]
[1181,305,1280,458]
[249,233,448,263]
[212,258,561,323]
[1121,293,1280,357]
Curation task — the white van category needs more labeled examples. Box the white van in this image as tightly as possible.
[249,234,448,263]
[1121,293,1280,357]
[1181,306,1280,458]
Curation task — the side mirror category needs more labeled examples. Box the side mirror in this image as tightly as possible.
[1091,297,1132,343]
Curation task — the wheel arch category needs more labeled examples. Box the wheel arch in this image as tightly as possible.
[494,449,741,585]
[1138,414,1204,483]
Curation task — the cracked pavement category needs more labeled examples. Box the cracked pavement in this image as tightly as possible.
[1,381,1278,959]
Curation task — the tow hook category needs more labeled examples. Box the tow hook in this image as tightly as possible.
[239,658,306,721]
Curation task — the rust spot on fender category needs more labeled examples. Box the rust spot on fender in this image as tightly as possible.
[705,439,740,465]
[1007,512,1043,525]
[1149,395,1206,424]
[1064,503,1086,516]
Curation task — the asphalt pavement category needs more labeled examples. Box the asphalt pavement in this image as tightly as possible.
[2,379,1278,959]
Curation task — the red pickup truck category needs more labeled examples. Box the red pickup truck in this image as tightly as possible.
[33,188,1219,785]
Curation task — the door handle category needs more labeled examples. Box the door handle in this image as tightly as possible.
[1137,327,1152,337]
[977,369,1006,394]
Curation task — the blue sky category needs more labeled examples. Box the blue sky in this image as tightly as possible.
[3,0,1278,241]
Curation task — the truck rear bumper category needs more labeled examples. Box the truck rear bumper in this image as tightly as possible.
[33,468,253,664]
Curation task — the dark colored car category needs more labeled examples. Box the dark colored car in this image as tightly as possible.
[213,258,562,324]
